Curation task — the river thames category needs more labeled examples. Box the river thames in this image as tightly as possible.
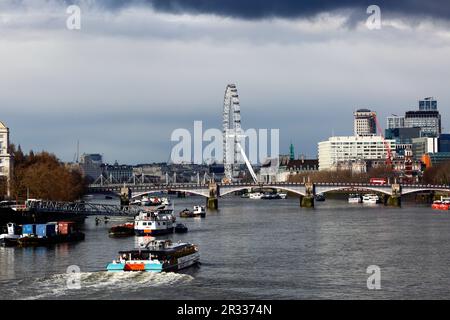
[1,195,450,300]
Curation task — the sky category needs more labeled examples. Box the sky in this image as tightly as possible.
[1,0,450,164]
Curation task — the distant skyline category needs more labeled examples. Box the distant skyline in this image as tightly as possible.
[1,0,450,164]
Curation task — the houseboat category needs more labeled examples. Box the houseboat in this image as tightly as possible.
[106,239,200,272]
[134,208,176,236]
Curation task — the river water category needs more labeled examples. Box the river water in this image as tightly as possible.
[1,195,450,300]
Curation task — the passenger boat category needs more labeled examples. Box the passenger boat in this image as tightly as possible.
[432,197,450,211]
[249,192,264,199]
[349,194,362,204]
[17,221,85,246]
[109,222,135,237]
[106,239,200,272]
[362,194,380,204]
[0,223,21,247]
[241,193,250,198]
[134,208,176,236]
[175,223,188,233]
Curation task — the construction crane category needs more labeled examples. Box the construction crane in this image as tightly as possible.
[373,113,393,167]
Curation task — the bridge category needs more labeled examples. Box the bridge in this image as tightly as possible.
[87,181,450,208]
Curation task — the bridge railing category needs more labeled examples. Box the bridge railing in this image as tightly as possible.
[27,201,141,216]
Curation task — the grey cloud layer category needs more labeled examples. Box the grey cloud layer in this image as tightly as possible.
[59,0,450,21]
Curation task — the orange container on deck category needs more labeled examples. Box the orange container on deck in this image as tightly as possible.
[125,263,145,271]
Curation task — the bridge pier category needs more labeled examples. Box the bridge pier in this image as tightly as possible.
[300,196,314,208]
[206,182,219,210]
[206,197,218,210]
[120,187,131,208]
[300,182,315,208]
[386,196,401,207]
[386,184,402,207]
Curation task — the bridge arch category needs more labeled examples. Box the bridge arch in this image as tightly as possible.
[316,186,393,196]
[401,188,450,196]
[220,186,306,197]
[131,189,209,199]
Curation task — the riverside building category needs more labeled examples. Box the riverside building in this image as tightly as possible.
[318,135,395,171]
[0,121,13,197]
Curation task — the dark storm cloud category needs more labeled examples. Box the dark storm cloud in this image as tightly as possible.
[71,0,450,21]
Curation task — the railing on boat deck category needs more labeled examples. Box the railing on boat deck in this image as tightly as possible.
[25,201,141,216]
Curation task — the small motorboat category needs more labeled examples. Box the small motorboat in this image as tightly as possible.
[249,192,264,199]
[109,222,135,237]
[179,208,195,218]
[315,194,326,202]
[175,223,188,233]
[261,193,280,200]
[278,192,287,199]
[348,194,362,204]
[180,206,206,218]
[362,194,380,204]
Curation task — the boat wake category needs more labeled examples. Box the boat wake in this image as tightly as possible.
[18,271,194,300]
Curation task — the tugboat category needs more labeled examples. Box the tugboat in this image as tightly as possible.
[18,221,85,246]
[109,222,135,237]
[0,223,22,247]
[106,239,200,272]
[175,223,188,233]
[134,208,176,236]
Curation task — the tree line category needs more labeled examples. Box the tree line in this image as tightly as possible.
[1,145,87,201]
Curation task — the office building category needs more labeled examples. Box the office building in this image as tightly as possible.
[419,97,438,111]
[405,111,441,137]
[318,136,395,171]
[354,109,377,137]
[439,134,450,153]
[80,153,103,181]
[387,116,405,129]
[411,137,439,161]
